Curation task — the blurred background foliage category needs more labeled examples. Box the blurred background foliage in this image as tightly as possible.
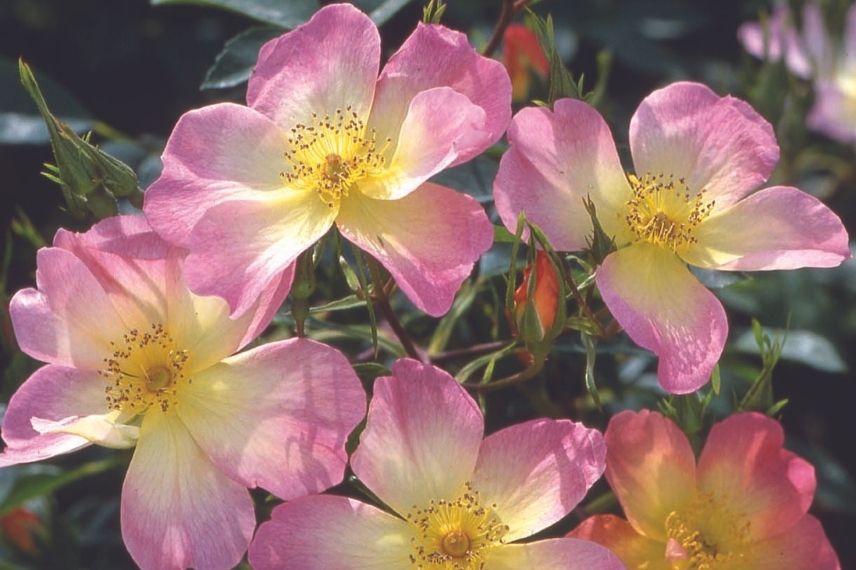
[1,0,855,568]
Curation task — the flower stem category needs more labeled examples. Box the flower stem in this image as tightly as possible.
[366,257,425,362]
[482,0,529,58]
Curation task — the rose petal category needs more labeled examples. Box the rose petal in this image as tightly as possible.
[743,515,840,570]
[249,496,412,570]
[570,515,666,569]
[472,419,605,541]
[247,3,379,129]
[629,81,779,211]
[144,102,289,247]
[683,186,850,271]
[350,359,484,516]
[697,413,815,541]
[179,189,336,317]
[494,99,632,251]
[0,366,107,465]
[485,538,626,570]
[337,182,492,317]
[10,248,125,370]
[178,339,365,500]
[604,410,697,541]
[807,80,856,144]
[596,243,727,394]
[359,87,487,201]
[370,22,510,166]
[121,410,254,570]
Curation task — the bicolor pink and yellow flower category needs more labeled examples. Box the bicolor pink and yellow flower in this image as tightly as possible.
[570,410,840,569]
[249,359,625,570]
[1,215,366,570]
[494,82,850,393]
[144,2,510,318]
[740,2,856,145]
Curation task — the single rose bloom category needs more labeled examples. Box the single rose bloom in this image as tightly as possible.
[740,2,856,145]
[1,215,366,570]
[144,2,510,318]
[249,358,625,570]
[570,410,840,569]
[494,81,850,393]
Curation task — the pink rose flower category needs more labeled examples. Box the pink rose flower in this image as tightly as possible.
[494,82,850,393]
[144,3,510,318]
[740,2,856,144]
[249,359,625,570]
[2,215,366,570]
[571,410,840,569]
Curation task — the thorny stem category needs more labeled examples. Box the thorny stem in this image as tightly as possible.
[367,257,425,362]
[482,0,529,58]
[431,340,509,363]
[462,358,545,393]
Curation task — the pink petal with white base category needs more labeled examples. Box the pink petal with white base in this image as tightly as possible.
[370,22,510,165]
[485,538,626,570]
[144,103,289,247]
[697,413,816,541]
[337,182,492,317]
[684,186,850,271]
[10,248,125,370]
[494,99,632,250]
[121,411,254,570]
[177,339,365,500]
[596,243,727,394]
[359,87,486,201]
[52,216,287,370]
[604,410,697,541]
[180,190,335,316]
[472,419,605,541]
[247,3,379,129]
[249,496,412,570]
[350,359,484,515]
[0,366,107,466]
[629,82,779,211]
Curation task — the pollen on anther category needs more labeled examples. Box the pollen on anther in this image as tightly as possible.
[279,108,391,207]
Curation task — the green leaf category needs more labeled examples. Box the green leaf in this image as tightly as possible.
[0,56,91,145]
[353,0,414,25]
[430,156,497,204]
[527,12,581,103]
[151,0,319,28]
[0,458,121,516]
[734,328,847,374]
[201,26,282,90]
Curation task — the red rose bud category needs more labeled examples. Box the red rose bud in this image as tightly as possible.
[1,507,41,555]
[513,250,561,346]
[502,24,549,102]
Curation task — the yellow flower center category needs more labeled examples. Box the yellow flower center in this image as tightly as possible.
[98,323,190,415]
[664,491,751,570]
[406,484,509,569]
[624,172,714,252]
[281,107,391,208]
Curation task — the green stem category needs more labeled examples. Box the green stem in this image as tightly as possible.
[367,257,424,362]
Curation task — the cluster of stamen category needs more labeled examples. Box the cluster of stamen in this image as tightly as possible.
[664,492,750,569]
[99,323,190,414]
[624,172,715,252]
[406,483,509,569]
[280,107,391,207]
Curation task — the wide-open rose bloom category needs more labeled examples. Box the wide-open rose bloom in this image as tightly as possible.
[249,359,625,570]
[1,216,366,570]
[144,2,508,318]
[571,410,840,569]
[739,3,856,144]
[495,82,850,393]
